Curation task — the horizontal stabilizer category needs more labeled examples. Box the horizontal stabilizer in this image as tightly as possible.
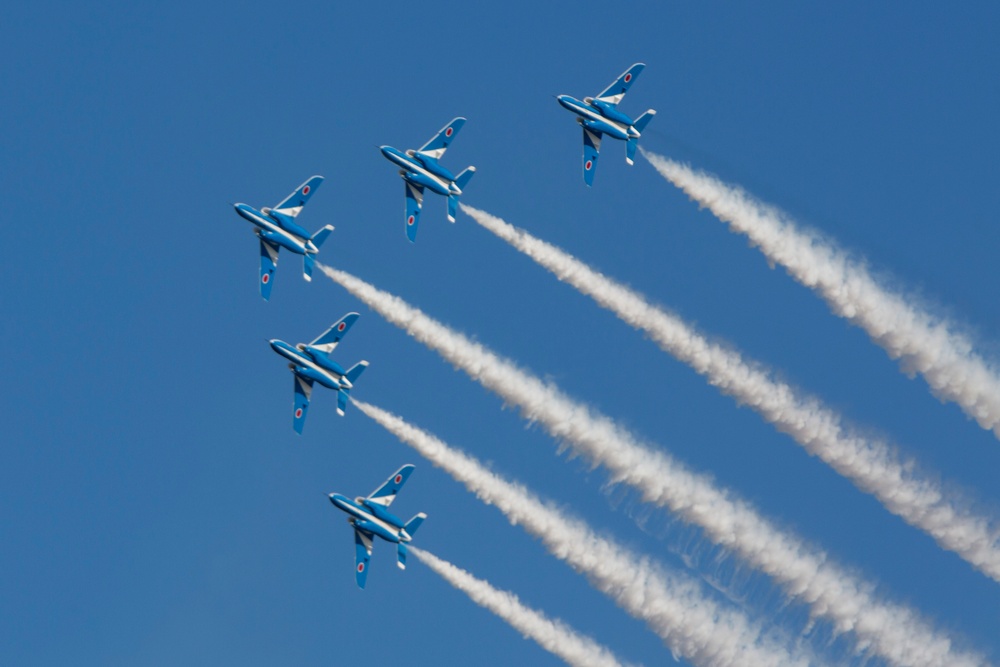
[345,360,369,385]
[633,109,656,134]
[455,166,476,191]
[403,512,427,539]
[447,195,458,223]
[397,542,408,570]
[337,388,349,417]
[626,137,638,166]
[311,224,334,248]
[303,254,315,281]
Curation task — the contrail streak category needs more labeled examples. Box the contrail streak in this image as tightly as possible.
[318,263,987,667]
[411,548,638,667]
[358,401,813,667]
[642,148,1000,440]
[461,203,1000,584]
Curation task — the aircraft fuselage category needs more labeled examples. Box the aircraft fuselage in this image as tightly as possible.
[233,203,318,255]
[380,146,462,197]
[329,493,411,544]
[269,339,349,391]
[556,95,639,141]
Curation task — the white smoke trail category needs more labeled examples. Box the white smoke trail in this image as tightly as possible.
[642,149,1000,440]
[461,203,1000,584]
[411,548,636,667]
[318,263,987,667]
[358,401,813,667]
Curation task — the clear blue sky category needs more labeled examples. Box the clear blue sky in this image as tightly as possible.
[2,2,999,665]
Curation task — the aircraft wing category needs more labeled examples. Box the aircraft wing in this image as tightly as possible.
[309,312,361,353]
[272,175,323,218]
[404,181,424,243]
[595,63,646,106]
[366,464,416,508]
[416,117,466,161]
[353,528,374,589]
[582,128,602,187]
[259,238,280,301]
[292,375,313,435]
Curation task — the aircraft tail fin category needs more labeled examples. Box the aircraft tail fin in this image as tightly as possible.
[311,224,334,248]
[455,166,476,191]
[336,361,369,416]
[397,542,408,570]
[402,512,427,540]
[633,109,656,134]
[626,138,638,165]
[345,360,369,385]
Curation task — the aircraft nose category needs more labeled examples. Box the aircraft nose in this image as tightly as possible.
[379,146,394,159]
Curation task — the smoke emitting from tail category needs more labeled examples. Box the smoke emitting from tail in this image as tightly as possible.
[461,203,1000,585]
[357,401,813,667]
[642,149,1000,440]
[319,264,985,667]
[412,548,636,667]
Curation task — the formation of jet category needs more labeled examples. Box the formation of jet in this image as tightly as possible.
[232,176,335,300]
[380,117,476,242]
[231,64,654,591]
[269,312,369,434]
[329,464,427,589]
[557,63,656,186]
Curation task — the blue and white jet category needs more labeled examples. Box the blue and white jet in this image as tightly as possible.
[556,63,656,186]
[268,312,368,434]
[328,464,427,589]
[232,175,334,300]
[380,117,476,242]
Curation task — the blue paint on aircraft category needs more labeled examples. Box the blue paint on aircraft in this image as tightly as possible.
[380,118,476,242]
[232,175,334,299]
[329,464,427,589]
[268,313,369,434]
[556,63,656,186]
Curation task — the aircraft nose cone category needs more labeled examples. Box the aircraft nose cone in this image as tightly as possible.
[379,146,394,159]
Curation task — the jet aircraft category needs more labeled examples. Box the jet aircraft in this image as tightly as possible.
[328,464,427,589]
[232,175,334,300]
[556,63,656,186]
[268,312,368,434]
[380,118,476,242]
